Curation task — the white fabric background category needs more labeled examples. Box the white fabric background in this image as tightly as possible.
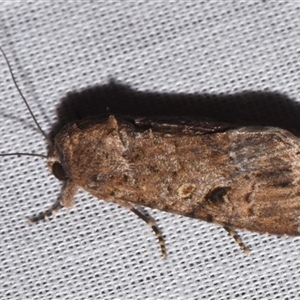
[1,1,300,299]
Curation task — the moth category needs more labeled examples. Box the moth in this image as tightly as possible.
[2,47,300,258]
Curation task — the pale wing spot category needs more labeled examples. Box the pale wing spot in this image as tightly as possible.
[177,183,196,199]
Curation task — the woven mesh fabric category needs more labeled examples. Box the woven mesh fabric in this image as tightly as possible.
[1,1,300,299]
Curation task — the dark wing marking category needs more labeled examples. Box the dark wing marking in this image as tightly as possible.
[132,116,240,135]
[72,115,241,135]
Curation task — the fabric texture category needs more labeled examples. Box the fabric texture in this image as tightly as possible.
[1,1,300,299]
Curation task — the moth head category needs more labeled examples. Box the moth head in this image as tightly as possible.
[47,145,69,181]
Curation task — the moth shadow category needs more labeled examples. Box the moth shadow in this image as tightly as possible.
[49,80,300,141]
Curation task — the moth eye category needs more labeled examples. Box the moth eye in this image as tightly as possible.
[52,162,68,181]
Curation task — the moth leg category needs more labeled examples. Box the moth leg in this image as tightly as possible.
[28,180,77,224]
[223,226,250,254]
[28,198,63,224]
[117,200,167,258]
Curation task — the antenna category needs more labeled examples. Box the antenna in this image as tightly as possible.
[0,152,47,158]
[0,46,49,142]
[0,46,48,159]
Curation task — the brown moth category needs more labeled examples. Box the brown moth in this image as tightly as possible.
[2,47,300,258]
